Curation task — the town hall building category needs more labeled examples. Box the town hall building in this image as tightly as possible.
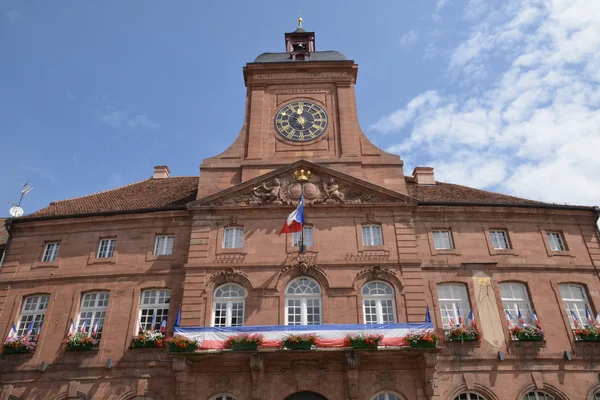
[2,20,600,400]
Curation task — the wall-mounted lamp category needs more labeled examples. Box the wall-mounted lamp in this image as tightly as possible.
[40,361,47,372]
[564,350,572,361]
[106,358,113,370]
[497,351,505,361]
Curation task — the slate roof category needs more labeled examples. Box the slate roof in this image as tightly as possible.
[0,219,8,245]
[18,173,576,221]
[253,51,347,63]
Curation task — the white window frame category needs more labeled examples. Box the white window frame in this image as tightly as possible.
[42,242,60,262]
[16,294,50,338]
[212,283,245,327]
[138,289,171,332]
[285,277,322,326]
[437,283,472,329]
[453,393,486,400]
[490,230,510,250]
[97,238,116,258]
[432,230,454,250]
[154,235,174,255]
[362,281,397,324]
[292,226,313,248]
[362,224,383,246]
[499,282,534,326]
[371,391,404,400]
[559,283,592,329]
[223,227,244,249]
[76,291,109,342]
[523,392,554,400]
[547,231,565,251]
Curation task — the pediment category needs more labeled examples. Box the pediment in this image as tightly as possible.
[188,160,417,208]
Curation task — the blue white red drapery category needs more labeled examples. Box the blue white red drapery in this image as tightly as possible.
[174,322,434,350]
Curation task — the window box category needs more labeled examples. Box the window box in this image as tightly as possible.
[224,333,263,351]
[574,326,600,341]
[64,333,98,351]
[1,338,37,355]
[577,335,600,342]
[344,334,383,349]
[445,326,480,342]
[282,334,317,350]
[166,336,198,353]
[131,331,165,348]
[510,326,544,341]
[405,331,439,348]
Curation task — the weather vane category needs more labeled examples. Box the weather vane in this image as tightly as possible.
[0,181,33,217]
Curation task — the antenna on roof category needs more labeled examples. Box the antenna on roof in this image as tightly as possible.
[2,181,33,217]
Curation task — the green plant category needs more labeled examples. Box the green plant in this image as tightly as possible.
[282,333,317,348]
[165,335,198,350]
[445,326,480,342]
[510,325,544,340]
[404,331,439,346]
[344,333,383,347]
[224,333,264,349]
[1,337,37,354]
[131,330,165,348]
[63,332,97,350]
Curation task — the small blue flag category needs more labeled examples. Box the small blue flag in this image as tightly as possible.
[425,305,431,323]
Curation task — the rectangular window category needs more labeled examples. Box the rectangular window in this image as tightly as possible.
[547,232,565,251]
[154,235,174,255]
[41,242,60,262]
[139,289,171,331]
[499,282,533,326]
[76,292,109,344]
[97,238,116,258]
[437,283,471,329]
[490,230,510,250]
[286,298,321,326]
[213,301,245,327]
[432,230,454,250]
[559,284,592,329]
[362,225,383,246]
[16,295,50,339]
[223,227,244,249]
[292,226,313,247]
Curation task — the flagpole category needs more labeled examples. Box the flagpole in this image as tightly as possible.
[292,169,311,254]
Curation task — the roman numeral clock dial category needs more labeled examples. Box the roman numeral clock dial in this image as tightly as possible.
[274,101,328,142]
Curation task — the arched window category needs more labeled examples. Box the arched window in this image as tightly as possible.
[139,289,171,331]
[211,395,236,400]
[559,283,592,328]
[286,277,322,325]
[16,294,50,339]
[524,392,553,400]
[77,291,110,343]
[594,391,600,400]
[371,391,404,400]
[436,283,472,329]
[454,393,486,400]
[362,281,397,324]
[499,282,534,326]
[213,283,245,327]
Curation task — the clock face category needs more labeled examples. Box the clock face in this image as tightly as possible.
[274,101,328,142]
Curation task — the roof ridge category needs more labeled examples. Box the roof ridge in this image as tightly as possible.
[434,180,546,204]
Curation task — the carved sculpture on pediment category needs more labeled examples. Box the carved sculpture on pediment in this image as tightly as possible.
[205,171,404,207]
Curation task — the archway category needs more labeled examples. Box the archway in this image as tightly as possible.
[284,392,328,400]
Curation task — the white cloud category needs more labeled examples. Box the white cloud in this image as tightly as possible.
[96,106,159,131]
[373,0,600,206]
[399,30,418,50]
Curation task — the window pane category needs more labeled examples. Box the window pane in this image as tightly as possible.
[490,230,509,250]
[154,235,174,255]
[559,283,591,328]
[139,289,170,331]
[437,284,471,329]
[362,225,382,246]
[499,282,534,326]
[97,239,115,258]
[292,227,313,247]
[547,232,565,251]
[42,242,60,262]
[224,227,244,249]
[433,230,453,249]
[16,295,50,338]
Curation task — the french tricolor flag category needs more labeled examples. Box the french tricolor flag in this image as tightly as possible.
[160,317,167,334]
[7,323,17,340]
[279,194,304,235]
[467,309,476,328]
[68,318,76,336]
[570,310,581,329]
[505,309,514,328]
[445,308,455,327]
[456,306,463,327]
[585,308,594,326]
[517,308,525,327]
[532,311,541,329]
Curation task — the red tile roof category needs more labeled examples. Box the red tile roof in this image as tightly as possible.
[404,177,545,205]
[21,174,577,221]
[26,177,198,219]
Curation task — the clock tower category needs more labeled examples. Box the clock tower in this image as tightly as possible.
[198,20,407,198]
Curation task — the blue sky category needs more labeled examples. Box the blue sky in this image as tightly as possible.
[1,0,599,216]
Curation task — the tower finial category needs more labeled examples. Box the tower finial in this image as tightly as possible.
[298,9,303,28]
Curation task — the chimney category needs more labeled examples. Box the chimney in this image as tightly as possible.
[153,165,170,179]
[412,167,436,185]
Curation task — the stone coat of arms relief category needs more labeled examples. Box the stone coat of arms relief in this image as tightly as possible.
[206,172,404,207]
